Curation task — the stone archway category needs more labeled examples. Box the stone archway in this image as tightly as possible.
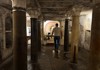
[44,20,60,35]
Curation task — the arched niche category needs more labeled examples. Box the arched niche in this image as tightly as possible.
[5,14,12,48]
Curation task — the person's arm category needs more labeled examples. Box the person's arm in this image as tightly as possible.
[52,29,54,36]
[52,28,54,37]
[60,29,63,39]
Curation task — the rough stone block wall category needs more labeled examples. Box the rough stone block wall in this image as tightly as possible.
[83,30,91,50]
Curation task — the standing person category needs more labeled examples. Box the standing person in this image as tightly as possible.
[52,23,62,53]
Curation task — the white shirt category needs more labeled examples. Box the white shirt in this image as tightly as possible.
[52,27,61,36]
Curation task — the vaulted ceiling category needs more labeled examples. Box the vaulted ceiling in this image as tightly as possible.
[28,0,93,20]
[0,0,93,20]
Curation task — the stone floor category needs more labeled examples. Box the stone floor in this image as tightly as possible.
[2,44,89,70]
[27,45,89,70]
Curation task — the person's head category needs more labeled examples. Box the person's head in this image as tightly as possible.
[55,23,58,27]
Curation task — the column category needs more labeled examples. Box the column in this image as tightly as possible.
[37,20,41,52]
[59,20,63,46]
[11,0,27,70]
[89,3,100,70]
[41,21,44,46]
[64,19,69,52]
[0,14,2,63]
[31,17,38,63]
[70,8,80,63]
[28,9,40,64]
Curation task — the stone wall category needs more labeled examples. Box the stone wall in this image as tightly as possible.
[0,0,11,5]
[0,6,13,60]
[84,30,91,50]
[79,10,92,50]
[79,26,91,50]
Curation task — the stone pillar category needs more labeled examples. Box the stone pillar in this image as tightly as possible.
[0,14,2,63]
[41,21,44,45]
[31,18,38,63]
[89,3,100,70]
[28,9,40,64]
[64,19,69,52]
[59,20,63,46]
[70,8,80,63]
[37,20,41,52]
[11,0,27,70]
